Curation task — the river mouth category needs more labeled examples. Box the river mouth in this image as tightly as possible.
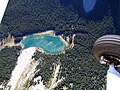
[21,31,68,54]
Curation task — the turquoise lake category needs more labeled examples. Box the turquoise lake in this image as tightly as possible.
[21,35,66,54]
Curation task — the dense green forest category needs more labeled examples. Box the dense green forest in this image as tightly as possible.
[33,16,114,90]
[0,46,21,85]
[0,0,116,89]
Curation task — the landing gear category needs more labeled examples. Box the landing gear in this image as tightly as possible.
[93,35,120,90]
[92,35,120,67]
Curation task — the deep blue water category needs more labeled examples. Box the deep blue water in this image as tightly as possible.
[83,0,96,13]
[22,35,66,54]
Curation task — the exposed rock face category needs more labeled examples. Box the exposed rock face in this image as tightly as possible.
[6,47,39,90]
[0,33,15,49]
[66,36,70,43]
[30,63,64,90]
[61,34,76,48]
[0,47,64,90]
[70,34,76,48]
[29,76,45,90]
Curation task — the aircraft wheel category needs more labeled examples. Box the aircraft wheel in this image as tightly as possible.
[93,35,120,66]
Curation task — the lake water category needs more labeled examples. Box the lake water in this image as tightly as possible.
[21,35,66,54]
[83,0,96,13]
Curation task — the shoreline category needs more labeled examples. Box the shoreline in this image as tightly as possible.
[20,30,69,55]
[33,30,55,36]
[58,35,69,47]
[0,30,69,55]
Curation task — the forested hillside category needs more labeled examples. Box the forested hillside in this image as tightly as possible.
[0,0,116,89]
[0,46,21,85]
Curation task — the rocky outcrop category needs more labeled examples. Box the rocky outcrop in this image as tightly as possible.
[61,34,76,48]
[6,47,39,90]
[0,33,15,49]
[70,34,76,48]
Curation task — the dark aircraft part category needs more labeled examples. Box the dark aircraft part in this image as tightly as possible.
[93,35,120,66]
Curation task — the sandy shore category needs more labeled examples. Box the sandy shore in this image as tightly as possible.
[34,30,55,36]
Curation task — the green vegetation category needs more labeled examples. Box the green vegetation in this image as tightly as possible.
[3,0,78,37]
[34,16,114,90]
[0,0,116,89]
[23,78,34,90]
[0,25,9,40]
[0,46,21,85]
